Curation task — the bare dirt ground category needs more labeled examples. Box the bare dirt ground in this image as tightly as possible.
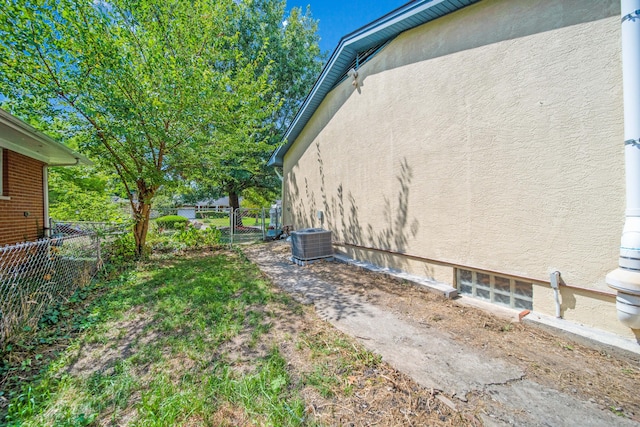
[220,300,467,426]
[244,242,640,426]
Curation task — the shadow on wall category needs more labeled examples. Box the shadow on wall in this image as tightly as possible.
[287,142,422,274]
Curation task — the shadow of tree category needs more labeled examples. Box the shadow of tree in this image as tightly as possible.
[243,246,369,322]
[288,143,421,273]
[64,255,302,377]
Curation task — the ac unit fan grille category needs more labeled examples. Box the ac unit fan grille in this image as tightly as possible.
[291,228,333,261]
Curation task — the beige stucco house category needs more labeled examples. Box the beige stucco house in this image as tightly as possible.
[269,0,640,340]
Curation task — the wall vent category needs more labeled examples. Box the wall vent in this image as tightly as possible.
[291,228,333,261]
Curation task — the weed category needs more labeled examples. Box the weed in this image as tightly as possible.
[560,342,574,351]
[621,367,636,376]
[500,323,513,332]
[354,348,382,368]
[303,364,338,398]
[609,406,625,417]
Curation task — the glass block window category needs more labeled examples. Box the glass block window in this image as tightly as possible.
[456,268,533,310]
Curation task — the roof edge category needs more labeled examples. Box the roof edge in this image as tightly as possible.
[0,109,92,166]
[268,0,478,167]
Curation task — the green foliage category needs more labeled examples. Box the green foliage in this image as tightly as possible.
[178,0,324,207]
[147,225,222,252]
[242,188,279,209]
[174,227,222,248]
[3,254,306,426]
[154,215,188,231]
[48,166,128,222]
[100,233,143,274]
[0,0,277,257]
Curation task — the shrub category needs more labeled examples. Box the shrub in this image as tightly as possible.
[103,233,137,261]
[149,226,222,252]
[195,211,229,219]
[155,215,189,230]
[100,232,149,276]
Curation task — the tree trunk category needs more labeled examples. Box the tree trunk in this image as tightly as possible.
[131,182,155,258]
[132,201,151,258]
[229,191,242,228]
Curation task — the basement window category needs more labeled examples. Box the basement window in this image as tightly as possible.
[456,269,533,310]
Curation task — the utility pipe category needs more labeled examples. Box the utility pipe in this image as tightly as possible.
[606,0,640,329]
[334,241,616,297]
[274,167,283,182]
[550,271,563,319]
[42,166,50,238]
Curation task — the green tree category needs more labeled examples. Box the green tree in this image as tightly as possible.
[184,0,324,219]
[48,166,128,222]
[235,1,324,136]
[0,0,274,256]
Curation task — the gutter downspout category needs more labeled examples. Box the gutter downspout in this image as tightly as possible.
[274,167,283,182]
[606,0,640,329]
[43,165,50,238]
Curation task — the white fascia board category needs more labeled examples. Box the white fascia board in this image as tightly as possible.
[0,109,91,165]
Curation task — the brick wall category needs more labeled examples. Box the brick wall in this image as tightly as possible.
[0,149,46,245]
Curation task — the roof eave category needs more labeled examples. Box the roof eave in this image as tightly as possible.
[0,109,92,166]
[269,0,478,168]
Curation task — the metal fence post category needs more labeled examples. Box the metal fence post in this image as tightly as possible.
[96,234,102,270]
[262,207,266,240]
[230,209,234,246]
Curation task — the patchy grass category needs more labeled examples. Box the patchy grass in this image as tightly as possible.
[2,252,306,426]
[2,249,463,426]
[200,217,269,228]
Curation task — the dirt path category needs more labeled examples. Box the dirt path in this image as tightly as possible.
[243,242,640,426]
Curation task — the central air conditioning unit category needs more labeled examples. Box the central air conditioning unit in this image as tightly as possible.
[291,228,333,262]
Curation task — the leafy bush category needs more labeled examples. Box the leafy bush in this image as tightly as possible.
[155,215,189,230]
[195,211,229,219]
[148,226,222,252]
[100,233,145,277]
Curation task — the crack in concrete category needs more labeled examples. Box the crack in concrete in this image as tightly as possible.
[244,246,639,427]
[482,373,527,389]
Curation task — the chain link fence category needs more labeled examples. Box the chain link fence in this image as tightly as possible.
[0,221,126,347]
[51,220,129,240]
[229,208,267,244]
[178,207,283,245]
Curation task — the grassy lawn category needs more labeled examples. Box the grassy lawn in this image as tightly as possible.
[2,252,306,426]
[1,249,392,426]
[199,217,270,228]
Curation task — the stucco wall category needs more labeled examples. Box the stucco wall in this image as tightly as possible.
[283,0,629,335]
[0,149,46,245]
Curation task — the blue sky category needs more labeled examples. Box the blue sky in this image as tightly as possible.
[286,0,409,54]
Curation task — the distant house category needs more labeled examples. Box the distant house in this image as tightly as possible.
[176,197,243,219]
[269,0,640,339]
[0,109,91,245]
[195,196,241,210]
